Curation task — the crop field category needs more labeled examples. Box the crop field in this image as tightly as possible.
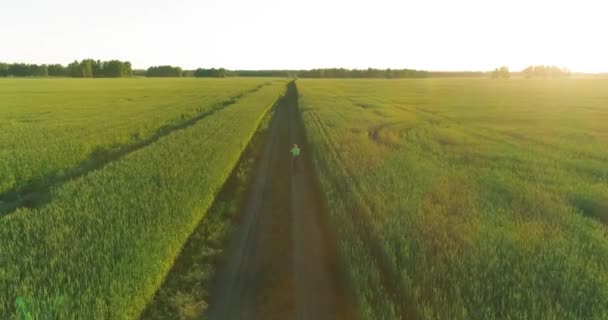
[298,78,608,319]
[2,77,608,320]
[0,78,286,318]
[0,78,270,197]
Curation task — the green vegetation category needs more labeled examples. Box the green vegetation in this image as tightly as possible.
[147,66,183,77]
[1,61,576,80]
[3,76,606,319]
[490,66,510,79]
[0,80,286,319]
[0,60,133,78]
[66,59,133,78]
[0,63,49,77]
[194,68,229,78]
[298,68,429,78]
[522,65,571,78]
[0,78,269,196]
[141,100,275,320]
[297,78,608,319]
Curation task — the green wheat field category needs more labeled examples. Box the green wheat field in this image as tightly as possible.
[1,77,607,319]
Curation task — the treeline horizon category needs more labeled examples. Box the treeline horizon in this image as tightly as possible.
[0,59,132,78]
[0,60,589,79]
[140,67,484,78]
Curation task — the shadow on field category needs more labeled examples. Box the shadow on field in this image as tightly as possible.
[572,196,608,225]
[0,83,268,216]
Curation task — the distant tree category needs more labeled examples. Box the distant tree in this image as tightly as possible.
[48,64,67,76]
[121,61,132,77]
[0,60,132,77]
[425,71,486,77]
[522,65,570,78]
[67,60,90,77]
[193,68,208,77]
[231,70,286,77]
[91,60,104,77]
[182,70,195,77]
[8,63,29,77]
[146,65,182,77]
[193,68,228,77]
[132,69,147,77]
[102,60,132,77]
[31,64,48,77]
[0,63,48,77]
[80,60,94,77]
[0,63,484,79]
[102,60,119,77]
[295,68,428,78]
[67,61,81,77]
[0,63,8,77]
[491,66,510,79]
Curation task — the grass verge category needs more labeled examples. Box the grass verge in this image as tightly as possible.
[140,97,277,320]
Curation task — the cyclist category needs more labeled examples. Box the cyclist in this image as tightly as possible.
[290,143,301,172]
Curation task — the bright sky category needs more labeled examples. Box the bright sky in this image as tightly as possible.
[1,0,607,72]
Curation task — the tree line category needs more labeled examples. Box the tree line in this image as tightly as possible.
[146,65,183,77]
[67,59,132,77]
[521,65,570,78]
[296,68,430,78]
[143,67,287,77]
[491,66,511,79]
[490,65,571,79]
[186,68,432,78]
[0,63,51,77]
[0,60,132,77]
[1,61,575,79]
[145,67,281,77]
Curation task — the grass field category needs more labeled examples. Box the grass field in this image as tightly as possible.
[2,77,607,319]
[0,78,270,196]
[0,79,285,318]
[141,94,276,320]
[297,78,608,319]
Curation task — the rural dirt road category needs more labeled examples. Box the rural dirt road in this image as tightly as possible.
[207,82,356,320]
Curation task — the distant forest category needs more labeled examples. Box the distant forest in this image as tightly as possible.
[129,67,486,78]
[0,60,132,77]
[0,60,574,79]
[186,68,485,78]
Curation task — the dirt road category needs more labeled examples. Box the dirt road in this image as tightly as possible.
[207,82,355,319]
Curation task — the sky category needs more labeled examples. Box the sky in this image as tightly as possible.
[1,0,607,72]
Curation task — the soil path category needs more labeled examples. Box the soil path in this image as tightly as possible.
[207,82,355,319]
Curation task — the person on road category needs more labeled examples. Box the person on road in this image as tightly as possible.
[290,143,301,172]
